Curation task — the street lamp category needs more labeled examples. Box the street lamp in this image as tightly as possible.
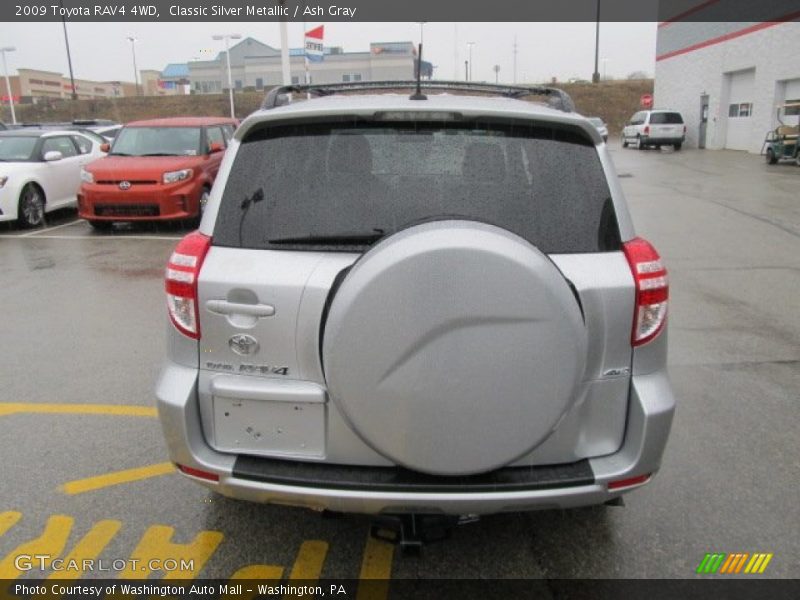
[416,22,427,47]
[212,33,242,119]
[126,36,140,96]
[0,46,16,124]
[592,0,601,83]
[466,41,475,81]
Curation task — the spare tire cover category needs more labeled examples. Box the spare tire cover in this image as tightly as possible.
[322,221,587,475]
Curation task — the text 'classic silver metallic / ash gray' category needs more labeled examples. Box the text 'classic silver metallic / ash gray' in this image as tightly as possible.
[157,83,676,516]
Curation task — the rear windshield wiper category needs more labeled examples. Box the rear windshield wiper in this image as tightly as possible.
[268,229,386,245]
[139,152,182,156]
[108,152,131,156]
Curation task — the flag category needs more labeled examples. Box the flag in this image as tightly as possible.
[304,25,324,62]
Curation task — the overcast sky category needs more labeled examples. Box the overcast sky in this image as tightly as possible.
[1,22,656,84]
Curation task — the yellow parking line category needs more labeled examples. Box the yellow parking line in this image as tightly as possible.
[118,524,223,579]
[0,515,74,579]
[228,565,285,600]
[356,534,394,600]
[285,541,328,599]
[0,402,157,418]
[46,520,122,580]
[60,463,175,495]
[0,511,22,537]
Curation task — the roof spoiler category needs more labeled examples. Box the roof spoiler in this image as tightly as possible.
[261,80,576,113]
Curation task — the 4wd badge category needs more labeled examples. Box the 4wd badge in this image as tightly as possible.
[229,334,259,356]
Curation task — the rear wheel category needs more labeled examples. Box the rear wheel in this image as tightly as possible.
[17,184,45,228]
[622,136,629,148]
[673,142,682,151]
[636,136,645,150]
[766,148,778,164]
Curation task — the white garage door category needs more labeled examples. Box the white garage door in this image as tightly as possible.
[725,69,755,151]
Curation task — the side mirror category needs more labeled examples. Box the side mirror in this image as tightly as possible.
[208,142,224,154]
[43,150,63,162]
[100,143,110,153]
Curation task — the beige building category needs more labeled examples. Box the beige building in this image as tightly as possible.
[6,68,142,103]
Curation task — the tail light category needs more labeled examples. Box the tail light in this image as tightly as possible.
[176,463,219,482]
[683,125,687,134]
[608,473,651,490]
[623,237,668,346]
[165,231,211,339]
[644,125,650,135]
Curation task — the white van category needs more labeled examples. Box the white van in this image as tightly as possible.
[622,110,686,150]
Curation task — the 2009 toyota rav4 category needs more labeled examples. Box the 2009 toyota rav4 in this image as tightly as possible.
[156,82,676,517]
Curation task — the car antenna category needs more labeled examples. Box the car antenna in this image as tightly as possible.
[409,43,427,101]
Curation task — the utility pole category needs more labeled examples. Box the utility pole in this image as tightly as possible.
[464,60,468,81]
[453,23,458,81]
[513,36,517,84]
[213,33,242,118]
[493,65,500,83]
[466,41,475,82]
[592,0,601,84]
[0,47,16,124]
[278,0,291,85]
[59,0,77,100]
[126,36,140,95]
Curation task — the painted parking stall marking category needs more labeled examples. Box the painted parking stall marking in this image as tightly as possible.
[0,511,395,598]
[60,463,176,495]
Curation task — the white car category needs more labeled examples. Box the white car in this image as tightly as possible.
[0,129,106,227]
[621,109,686,150]
[587,117,608,142]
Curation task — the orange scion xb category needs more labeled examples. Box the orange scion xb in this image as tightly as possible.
[78,117,237,229]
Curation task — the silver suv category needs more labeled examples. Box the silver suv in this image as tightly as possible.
[157,82,675,518]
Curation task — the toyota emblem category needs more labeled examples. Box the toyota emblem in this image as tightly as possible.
[119,181,131,190]
[229,334,259,356]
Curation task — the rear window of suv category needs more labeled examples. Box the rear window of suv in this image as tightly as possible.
[213,119,620,254]
[649,112,683,124]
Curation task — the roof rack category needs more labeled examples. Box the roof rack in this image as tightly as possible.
[261,80,576,113]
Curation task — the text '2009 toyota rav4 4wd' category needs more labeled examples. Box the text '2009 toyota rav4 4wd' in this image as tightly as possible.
[157,81,675,519]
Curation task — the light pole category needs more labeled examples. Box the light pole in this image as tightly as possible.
[416,22,426,47]
[466,41,475,81]
[59,0,77,99]
[592,0,601,83]
[0,46,16,124]
[493,64,500,83]
[212,33,241,119]
[126,36,140,96]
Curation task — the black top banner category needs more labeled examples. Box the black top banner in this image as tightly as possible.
[4,0,800,22]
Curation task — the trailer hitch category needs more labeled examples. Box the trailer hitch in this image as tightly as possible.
[370,514,479,555]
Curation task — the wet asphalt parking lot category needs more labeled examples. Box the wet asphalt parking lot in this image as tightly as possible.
[0,144,798,586]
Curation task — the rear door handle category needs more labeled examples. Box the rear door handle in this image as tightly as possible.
[206,299,275,318]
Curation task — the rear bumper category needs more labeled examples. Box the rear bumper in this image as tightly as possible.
[78,181,202,221]
[156,365,675,515]
[641,136,685,145]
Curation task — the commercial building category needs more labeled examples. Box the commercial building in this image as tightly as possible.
[655,17,800,153]
[4,68,138,103]
[188,37,431,93]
